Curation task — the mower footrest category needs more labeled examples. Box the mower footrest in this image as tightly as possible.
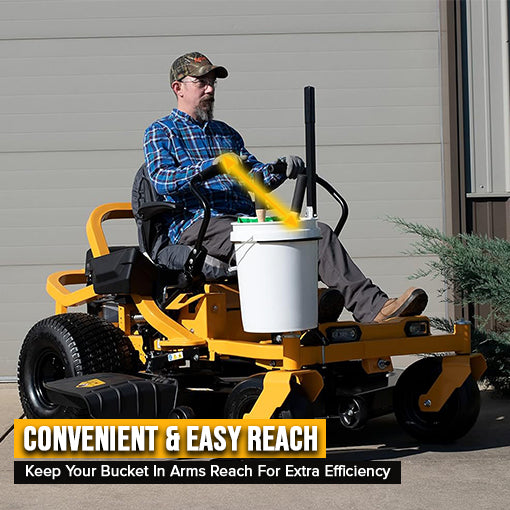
[44,373,177,419]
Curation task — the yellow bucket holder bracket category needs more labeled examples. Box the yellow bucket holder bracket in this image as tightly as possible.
[244,369,324,419]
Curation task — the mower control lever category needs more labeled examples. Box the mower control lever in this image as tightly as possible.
[184,172,215,285]
[269,157,287,175]
[191,163,221,184]
[270,156,306,180]
[290,174,308,213]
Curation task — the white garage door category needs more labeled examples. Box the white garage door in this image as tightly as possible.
[0,0,443,378]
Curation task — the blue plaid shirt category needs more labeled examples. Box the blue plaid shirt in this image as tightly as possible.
[143,109,285,243]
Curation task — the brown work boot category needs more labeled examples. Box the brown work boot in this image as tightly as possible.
[374,287,428,322]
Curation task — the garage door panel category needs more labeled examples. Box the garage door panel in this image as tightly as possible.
[0,1,444,377]
[2,1,438,40]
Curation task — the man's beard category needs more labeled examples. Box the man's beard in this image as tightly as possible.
[194,95,215,122]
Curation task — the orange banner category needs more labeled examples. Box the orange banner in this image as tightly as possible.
[14,419,326,459]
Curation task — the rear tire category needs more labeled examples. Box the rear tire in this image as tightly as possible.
[224,375,313,419]
[393,357,480,443]
[18,313,138,418]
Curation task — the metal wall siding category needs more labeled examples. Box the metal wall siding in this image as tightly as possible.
[0,0,442,377]
[1,1,438,39]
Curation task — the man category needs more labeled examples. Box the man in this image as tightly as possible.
[143,52,428,322]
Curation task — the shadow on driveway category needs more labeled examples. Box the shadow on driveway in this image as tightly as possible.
[325,390,509,461]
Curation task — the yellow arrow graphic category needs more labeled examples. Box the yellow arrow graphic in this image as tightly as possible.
[218,153,299,229]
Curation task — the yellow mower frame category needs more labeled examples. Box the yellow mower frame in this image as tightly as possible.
[46,202,486,421]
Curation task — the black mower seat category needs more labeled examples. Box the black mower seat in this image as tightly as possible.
[131,163,234,282]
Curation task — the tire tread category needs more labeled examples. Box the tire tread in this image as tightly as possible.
[18,313,137,418]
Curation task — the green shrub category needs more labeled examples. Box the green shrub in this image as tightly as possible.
[392,219,510,395]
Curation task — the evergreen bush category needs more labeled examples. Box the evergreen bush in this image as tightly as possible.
[391,218,510,395]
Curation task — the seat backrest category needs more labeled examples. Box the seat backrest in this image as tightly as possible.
[131,163,234,281]
[131,163,171,259]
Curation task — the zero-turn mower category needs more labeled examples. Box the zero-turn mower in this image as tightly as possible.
[17,87,486,443]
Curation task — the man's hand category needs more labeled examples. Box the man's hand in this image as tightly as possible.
[194,153,249,183]
[213,153,250,170]
[270,155,306,179]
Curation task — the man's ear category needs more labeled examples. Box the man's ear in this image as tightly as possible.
[171,81,183,97]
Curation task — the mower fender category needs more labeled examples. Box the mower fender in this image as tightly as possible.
[244,369,323,419]
[418,354,486,412]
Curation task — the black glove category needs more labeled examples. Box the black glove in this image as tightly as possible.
[269,155,305,179]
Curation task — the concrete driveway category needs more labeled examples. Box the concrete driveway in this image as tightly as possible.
[1,382,509,510]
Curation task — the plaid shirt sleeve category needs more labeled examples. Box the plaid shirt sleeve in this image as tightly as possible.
[143,121,215,196]
[143,112,287,243]
[144,118,285,195]
[231,130,286,191]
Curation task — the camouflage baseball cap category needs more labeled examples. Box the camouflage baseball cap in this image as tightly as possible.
[169,52,228,83]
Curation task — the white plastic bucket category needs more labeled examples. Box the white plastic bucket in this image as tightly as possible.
[230,218,321,333]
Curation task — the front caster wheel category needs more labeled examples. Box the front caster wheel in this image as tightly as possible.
[169,406,196,419]
[393,357,480,443]
[337,396,368,430]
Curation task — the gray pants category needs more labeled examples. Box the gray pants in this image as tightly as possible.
[179,216,388,322]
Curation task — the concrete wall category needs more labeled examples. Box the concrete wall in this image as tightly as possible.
[0,0,445,378]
